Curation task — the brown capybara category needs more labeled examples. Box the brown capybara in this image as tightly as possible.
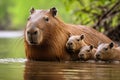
[66,34,87,60]
[94,42,120,61]
[24,7,113,61]
[78,45,96,61]
[66,34,87,54]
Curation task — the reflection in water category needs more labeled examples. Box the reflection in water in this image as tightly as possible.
[0,58,25,80]
[0,58,120,80]
[24,61,120,80]
[1,32,120,80]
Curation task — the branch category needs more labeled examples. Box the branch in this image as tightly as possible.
[93,1,120,29]
[109,9,120,17]
[101,1,120,19]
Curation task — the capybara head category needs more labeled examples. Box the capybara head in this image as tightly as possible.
[66,34,86,53]
[94,42,114,61]
[78,45,94,61]
[25,7,57,45]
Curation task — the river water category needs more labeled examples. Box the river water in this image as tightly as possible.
[0,59,120,80]
[0,31,120,80]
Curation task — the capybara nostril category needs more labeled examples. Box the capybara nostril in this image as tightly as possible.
[27,30,38,35]
[30,41,38,44]
[68,42,72,45]
[33,31,38,35]
[96,54,100,59]
[79,54,84,58]
[27,31,30,35]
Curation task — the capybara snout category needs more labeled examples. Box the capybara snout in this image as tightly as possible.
[66,41,74,50]
[26,26,42,45]
[79,54,85,59]
[95,54,101,60]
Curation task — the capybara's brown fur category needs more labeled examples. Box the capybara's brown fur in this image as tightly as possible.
[94,42,120,61]
[24,7,113,61]
[66,34,87,54]
[78,45,96,61]
[66,34,87,60]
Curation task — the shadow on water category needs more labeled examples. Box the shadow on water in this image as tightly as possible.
[24,61,120,80]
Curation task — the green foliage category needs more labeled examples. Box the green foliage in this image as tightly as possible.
[0,0,13,29]
[0,0,120,32]
[61,0,120,33]
[0,0,70,30]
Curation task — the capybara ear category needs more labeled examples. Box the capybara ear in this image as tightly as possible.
[109,42,114,49]
[30,7,35,14]
[50,7,57,17]
[80,34,84,40]
[90,45,94,50]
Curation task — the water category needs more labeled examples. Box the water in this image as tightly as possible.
[24,61,120,80]
[0,59,120,80]
[0,58,25,80]
[0,31,120,80]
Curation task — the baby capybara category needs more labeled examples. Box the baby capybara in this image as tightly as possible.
[78,45,96,61]
[66,34,87,53]
[95,42,120,61]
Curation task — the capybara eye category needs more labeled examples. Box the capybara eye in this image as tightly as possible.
[87,50,90,52]
[44,17,49,22]
[104,48,108,51]
[77,39,79,41]
[33,31,38,34]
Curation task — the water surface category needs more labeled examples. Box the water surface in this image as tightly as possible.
[0,31,120,80]
[0,59,120,80]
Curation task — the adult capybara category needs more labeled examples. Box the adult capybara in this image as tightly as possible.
[66,34,87,54]
[24,7,112,61]
[78,45,96,61]
[94,42,120,61]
